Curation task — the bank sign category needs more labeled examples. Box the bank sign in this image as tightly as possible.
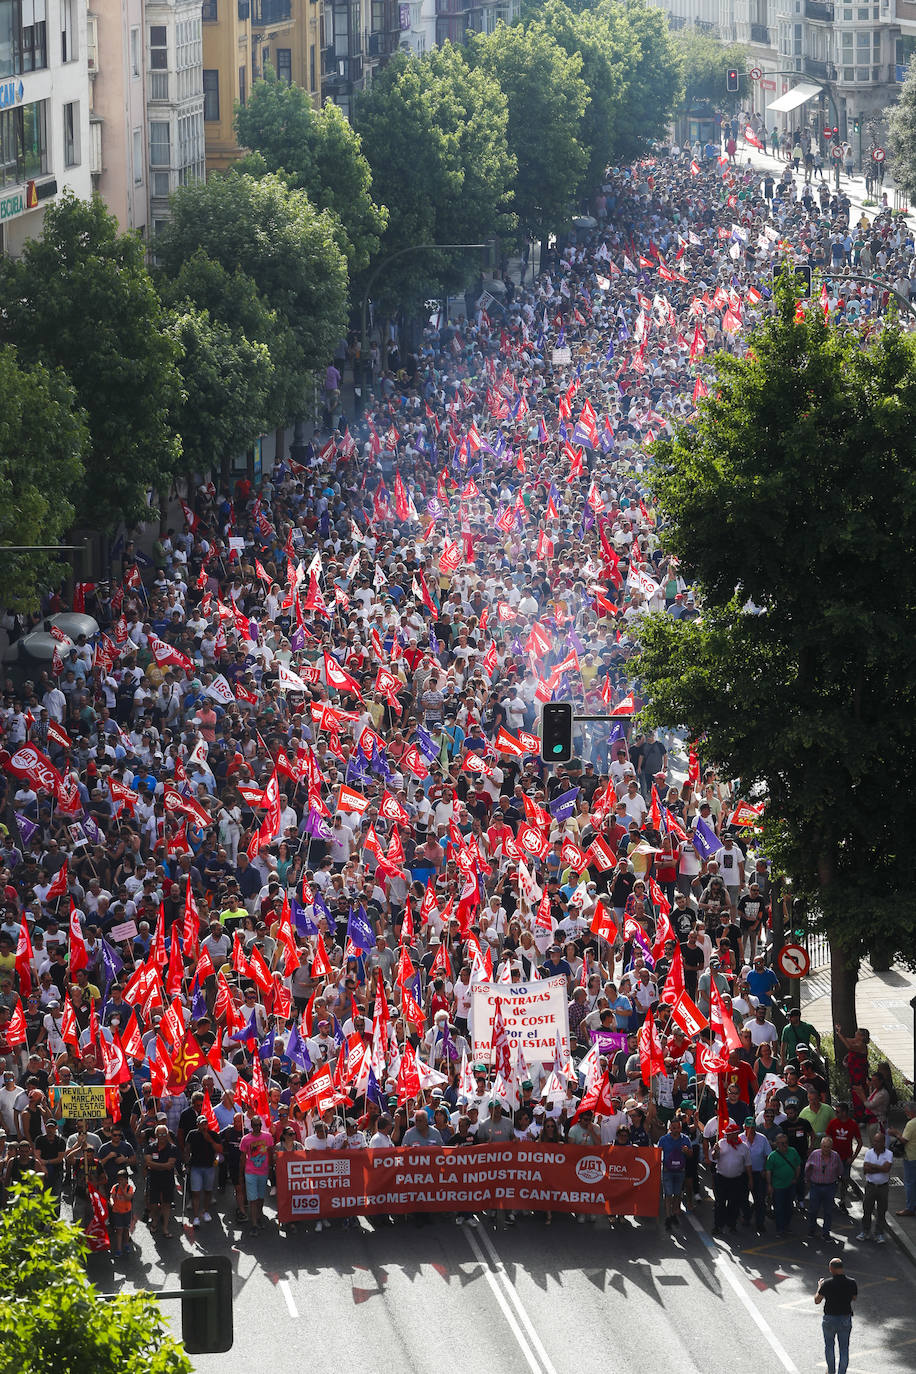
[0,79,24,109]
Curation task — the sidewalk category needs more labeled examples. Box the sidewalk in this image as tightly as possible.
[803,960,916,1265]
[737,132,916,234]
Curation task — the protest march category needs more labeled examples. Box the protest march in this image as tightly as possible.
[0,141,908,1254]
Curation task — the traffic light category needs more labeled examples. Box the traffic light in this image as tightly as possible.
[773,261,812,298]
[853,117,861,133]
[540,702,574,764]
[180,1255,234,1355]
[726,68,740,92]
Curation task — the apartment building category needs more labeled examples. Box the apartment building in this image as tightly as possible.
[650,0,909,150]
[202,0,321,172]
[0,0,92,254]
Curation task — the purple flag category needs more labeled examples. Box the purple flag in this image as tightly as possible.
[692,817,723,861]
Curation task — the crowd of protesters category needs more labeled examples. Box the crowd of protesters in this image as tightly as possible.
[0,139,914,1258]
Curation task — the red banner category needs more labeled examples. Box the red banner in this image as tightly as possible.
[276,1143,660,1223]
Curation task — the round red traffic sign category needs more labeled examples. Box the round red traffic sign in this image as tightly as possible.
[777,943,810,978]
[831,145,843,159]
[873,146,886,162]
[749,66,763,80]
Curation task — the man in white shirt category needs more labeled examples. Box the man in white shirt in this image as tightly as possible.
[857,1130,894,1243]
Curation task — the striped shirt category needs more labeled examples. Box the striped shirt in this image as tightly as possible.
[804,1149,843,1185]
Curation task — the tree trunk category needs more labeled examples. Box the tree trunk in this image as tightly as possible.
[830,941,859,1037]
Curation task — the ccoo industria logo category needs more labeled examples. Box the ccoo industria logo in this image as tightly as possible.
[0,79,24,109]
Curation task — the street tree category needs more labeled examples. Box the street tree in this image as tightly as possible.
[0,1177,191,1374]
[156,171,348,387]
[167,307,274,480]
[158,250,305,444]
[354,47,515,312]
[466,22,588,243]
[603,0,683,159]
[0,193,182,532]
[636,288,916,1031]
[887,62,916,200]
[0,345,87,609]
[235,68,387,274]
[672,27,750,109]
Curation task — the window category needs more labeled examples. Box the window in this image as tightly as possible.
[60,0,75,61]
[149,24,167,69]
[130,26,140,76]
[62,99,78,166]
[203,68,219,120]
[20,0,47,71]
[262,45,270,76]
[132,127,142,183]
[149,118,170,166]
[277,46,291,83]
[238,63,246,106]
[0,98,47,188]
[309,42,315,89]
[152,170,169,196]
[201,0,217,17]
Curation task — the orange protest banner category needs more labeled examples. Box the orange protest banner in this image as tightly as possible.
[276,1143,660,1223]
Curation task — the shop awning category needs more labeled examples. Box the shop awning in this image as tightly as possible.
[766,82,823,113]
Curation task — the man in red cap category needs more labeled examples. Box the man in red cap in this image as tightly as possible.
[710,1119,753,1236]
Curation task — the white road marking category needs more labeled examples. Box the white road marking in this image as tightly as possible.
[464,1223,559,1374]
[278,1279,299,1319]
[463,1226,543,1374]
[686,1213,800,1374]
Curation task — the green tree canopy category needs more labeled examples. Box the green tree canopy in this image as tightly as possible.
[604,1,683,157]
[887,61,916,200]
[0,345,87,609]
[466,21,589,241]
[155,171,348,389]
[636,288,916,1029]
[0,193,182,532]
[0,1177,191,1373]
[167,306,274,477]
[672,27,749,107]
[354,46,516,312]
[235,68,387,274]
[157,249,305,432]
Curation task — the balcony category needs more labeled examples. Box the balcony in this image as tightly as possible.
[804,0,834,18]
[148,69,170,100]
[251,0,291,24]
[750,23,771,42]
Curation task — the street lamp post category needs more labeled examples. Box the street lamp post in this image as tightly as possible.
[359,240,491,401]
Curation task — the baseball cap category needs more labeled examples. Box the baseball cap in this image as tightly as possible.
[743,1116,755,1127]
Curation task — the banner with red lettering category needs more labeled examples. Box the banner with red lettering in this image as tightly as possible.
[470,976,570,1065]
[276,1143,660,1222]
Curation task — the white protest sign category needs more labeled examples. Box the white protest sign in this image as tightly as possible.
[470,976,570,1065]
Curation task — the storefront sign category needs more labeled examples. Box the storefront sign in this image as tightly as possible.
[277,1143,661,1221]
[0,79,24,109]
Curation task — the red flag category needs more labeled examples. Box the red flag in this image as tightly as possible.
[490,997,512,1079]
[45,861,69,902]
[668,987,708,1038]
[395,1048,422,1103]
[661,941,687,1004]
[637,1008,666,1084]
[15,919,33,996]
[68,899,88,972]
[6,998,27,1046]
[709,977,743,1052]
[167,1029,206,1090]
[590,901,618,944]
[311,933,332,978]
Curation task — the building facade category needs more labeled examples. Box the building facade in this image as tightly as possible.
[203,0,322,173]
[0,0,93,254]
[648,0,910,150]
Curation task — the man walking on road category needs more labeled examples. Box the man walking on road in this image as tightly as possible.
[805,1135,843,1240]
[815,1256,857,1374]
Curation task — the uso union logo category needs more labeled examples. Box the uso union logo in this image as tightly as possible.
[575,1156,607,1184]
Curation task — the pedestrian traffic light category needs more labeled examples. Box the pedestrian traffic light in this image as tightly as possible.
[853,117,861,133]
[180,1255,234,1354]
[773,261,812,298]
[726,68,740,92]
[540,702,574,763]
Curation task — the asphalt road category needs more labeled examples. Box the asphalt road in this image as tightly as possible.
[88,1191,916,1374]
